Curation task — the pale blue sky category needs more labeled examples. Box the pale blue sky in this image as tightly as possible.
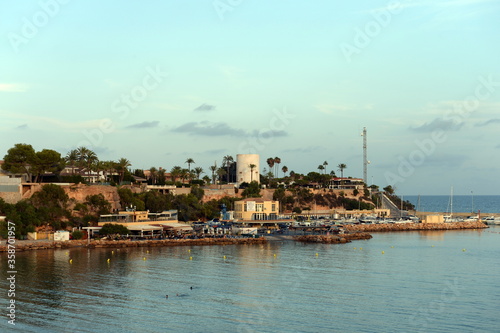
[1,0,499,195]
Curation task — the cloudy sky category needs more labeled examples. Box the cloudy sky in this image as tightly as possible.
[1,0,499,195]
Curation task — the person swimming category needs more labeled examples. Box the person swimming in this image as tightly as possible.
[165,295,168,299]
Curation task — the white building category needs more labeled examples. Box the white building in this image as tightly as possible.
[236,154,260,186]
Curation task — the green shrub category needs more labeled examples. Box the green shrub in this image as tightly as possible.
[72,230,84,240]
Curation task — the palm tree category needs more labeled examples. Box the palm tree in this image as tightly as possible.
[209,162,217,185]
[323,161,328,174]
[202,175,211,185]
[116,158,131,184]
[64,149,79,174]
[249,164,256,182]
[76,147,98,181]
[180,168,190,184]
[222,155,234,183]
[274,157,281,178]
[157,168,166,185]
[338,163,347,178]
[149,167,158,184]
[318,165,325,173]
[185,158,195,172]
[282,165,288,177]
[216,168,226,185]
[170,166,182,183]
[193,166,204,180]
[266,158,275,174]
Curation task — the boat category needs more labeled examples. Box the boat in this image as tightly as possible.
[444,186,462,222]
[483,216,500,225]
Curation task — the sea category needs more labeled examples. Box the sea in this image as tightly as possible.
[404,195,500,214]
[1,226,499,333]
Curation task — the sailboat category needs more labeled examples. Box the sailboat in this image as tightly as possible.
[444,186,462,222]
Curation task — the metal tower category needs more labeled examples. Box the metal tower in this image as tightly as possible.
[362,127,367,184]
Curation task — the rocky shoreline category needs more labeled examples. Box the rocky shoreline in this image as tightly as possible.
[0,237,267,252]
[343,221,488,232]
[295,232,373,244]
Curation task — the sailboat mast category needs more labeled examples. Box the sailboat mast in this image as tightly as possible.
[450,186,453,218]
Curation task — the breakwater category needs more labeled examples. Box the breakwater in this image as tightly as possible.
[343,221,488,232]
[296,232,373,244]
[0,237,267,252]
[86,237,267,248]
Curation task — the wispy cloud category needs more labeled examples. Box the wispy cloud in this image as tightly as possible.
[283,146,323,153]
[126,121,160,129]
[4,112,110,131]
[411,117,464,132]
[171,121,288,138]
[193,103,216,112]
[475,118,500,127]
[0,83,28,92]
[16,124,28,130]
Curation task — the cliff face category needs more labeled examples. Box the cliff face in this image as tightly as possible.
[63,184,121,210]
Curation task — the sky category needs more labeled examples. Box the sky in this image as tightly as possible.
[1,0,499,195]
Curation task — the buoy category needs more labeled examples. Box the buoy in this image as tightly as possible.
[315,253,319,256]
[354,247,357,250]
[432,245,435,247]
[359,247,362,250]
[143,257,147,260]
[462,249,466,252]
[69,259,73,264]
[381,251,385,254]
[66,251,69,255]
[273,254,277,257]
[111,251,114,254]
[188,249,191,253]
[390,246,394,248]
[147,250,149,254]
[107,258,110,263]
[189,256,193,260]
[223,255,227,259]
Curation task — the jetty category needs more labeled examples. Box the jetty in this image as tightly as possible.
[0,237,267,252]
[343,221,487,232]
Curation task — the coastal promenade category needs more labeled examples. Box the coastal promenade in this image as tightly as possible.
[0,237,267,252]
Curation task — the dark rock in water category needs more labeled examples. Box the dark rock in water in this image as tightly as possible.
[295,233,372,244]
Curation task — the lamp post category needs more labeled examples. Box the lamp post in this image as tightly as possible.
[471,191,474,214]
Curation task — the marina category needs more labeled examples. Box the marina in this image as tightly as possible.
[1,226,499,333]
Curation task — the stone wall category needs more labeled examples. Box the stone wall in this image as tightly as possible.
[343,221,487,232]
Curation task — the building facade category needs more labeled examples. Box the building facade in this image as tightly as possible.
[234,198,279,221]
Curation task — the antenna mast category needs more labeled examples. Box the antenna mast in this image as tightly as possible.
[362,127,367,184]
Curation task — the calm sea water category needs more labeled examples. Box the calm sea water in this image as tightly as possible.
[405,195,500,214]
[1,227,499,333]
